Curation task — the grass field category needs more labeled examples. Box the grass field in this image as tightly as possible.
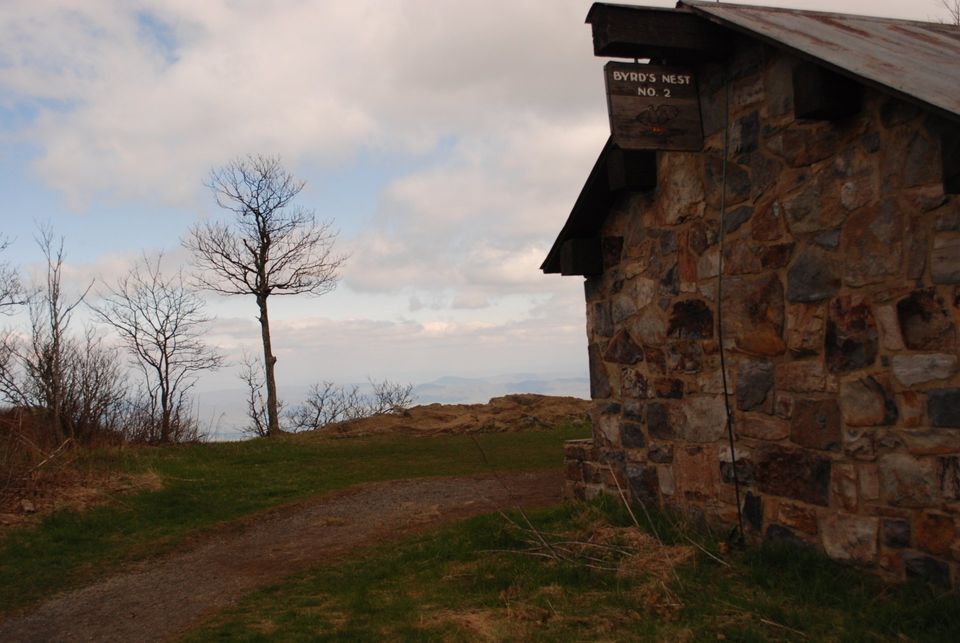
[0,423,589,614]
[188,497,960,642]
[4,421,959,641]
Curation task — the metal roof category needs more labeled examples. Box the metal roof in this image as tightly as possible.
[683,1,960,121]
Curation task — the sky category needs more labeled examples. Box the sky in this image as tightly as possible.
[0,0,956,399]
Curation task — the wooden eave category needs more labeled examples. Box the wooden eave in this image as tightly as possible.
[586,2,729,60]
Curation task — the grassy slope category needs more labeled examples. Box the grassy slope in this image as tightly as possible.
[0,424,589,614]
[189,498,960,642]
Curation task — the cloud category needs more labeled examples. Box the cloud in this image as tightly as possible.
[0,0,608,209]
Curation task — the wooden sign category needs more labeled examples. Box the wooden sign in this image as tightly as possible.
[604,62,703,151]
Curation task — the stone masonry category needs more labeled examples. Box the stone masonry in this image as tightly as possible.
[564,39,960,586]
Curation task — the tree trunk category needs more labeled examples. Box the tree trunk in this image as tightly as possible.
[160,387,171,443]
[257,296,281,435]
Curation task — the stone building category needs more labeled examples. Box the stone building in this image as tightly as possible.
[543,1,960,585]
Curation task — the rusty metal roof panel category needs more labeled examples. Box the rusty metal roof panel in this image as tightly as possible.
[683,1,960,119]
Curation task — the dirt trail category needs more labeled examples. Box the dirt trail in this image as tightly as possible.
[0,470,562,643]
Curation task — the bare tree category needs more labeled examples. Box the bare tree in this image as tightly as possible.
[24,226,91,439]
[91,253,223,443]
[0,226,125,445]
[184,155,345,436]
[0,236,24,313]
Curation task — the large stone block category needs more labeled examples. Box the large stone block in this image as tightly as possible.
[897,289,956,351]
[603,330,644,364]
[826,295,878,373]
[914,512,956,557]
[653,153,705,225]
[891,429,960,456]
[878,453,939,507]
[589,301,614,338]
[841,377,898,427]
[621,421,646,449]
[819,513,878,564]
[751,199,787,241]
[705,154,751,207]
[648,443,674,463]
[777,360,827,393]
[831,463,858,512]
[874,304,905,351]
[738,414,791,441]
[791,398,842,451]
[787,245,841,303]
[594,412,622,448]
[755,446,832,506]
[666,341,702,373]
[940,456,960,500]
[768,125,839,168]
[839,174,875,211]
[620,367,649,399]
[675,445,720,502]
[667,299,714,339]
[611,293,638,325]
[678,395,728,443]
[892,354,958,386]
[647,402,675,440]
[626,307,667,345]
[723,274,786,355]
[626,463,660,506]
[928,389,960,427]
[842,199,904,287]
[932,235,960,284]
[723,239,794,275]
[653,378,684,399]
[786,302,826,357]
[736,359,775,411]
[588,343,612,399]
[777,501,819,535]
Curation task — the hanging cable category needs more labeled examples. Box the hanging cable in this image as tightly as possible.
[715,71,745,542]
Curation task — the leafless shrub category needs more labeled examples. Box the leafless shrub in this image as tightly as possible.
[286,378,415,432]
[367,379,415,415]
[91,253,222,443]
[117,386,201,444]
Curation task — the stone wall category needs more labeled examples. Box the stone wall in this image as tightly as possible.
[566,40,960,586]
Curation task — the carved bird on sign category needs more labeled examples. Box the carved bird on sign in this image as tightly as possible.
[635,104,681,134]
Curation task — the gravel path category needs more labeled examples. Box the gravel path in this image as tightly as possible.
[0,470,562,642]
